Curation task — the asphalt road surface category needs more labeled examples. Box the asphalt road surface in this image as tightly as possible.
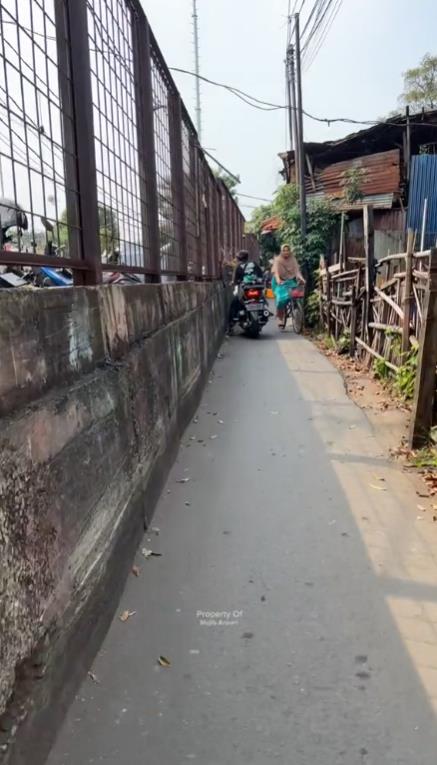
[47,325,437,765]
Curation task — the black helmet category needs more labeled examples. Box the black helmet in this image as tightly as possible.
[237,250,249,262]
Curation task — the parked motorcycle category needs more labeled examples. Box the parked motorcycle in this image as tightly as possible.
[234,282,271,338]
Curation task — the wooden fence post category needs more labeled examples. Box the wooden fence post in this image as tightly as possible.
[350,285,357,357]
[326,268,332,336]
[363,205,375,342]
[409,247,437,448]
[402,229,414,354]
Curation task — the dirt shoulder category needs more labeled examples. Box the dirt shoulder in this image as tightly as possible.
[313,334,437,521]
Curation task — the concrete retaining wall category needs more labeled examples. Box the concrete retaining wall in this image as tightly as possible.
[0,282,227,764]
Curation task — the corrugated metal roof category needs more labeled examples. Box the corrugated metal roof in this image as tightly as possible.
[407,155,437,248]
[306,149,401,198]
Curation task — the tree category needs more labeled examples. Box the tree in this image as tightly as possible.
[58,204,120,257]
[399,53,437,111]
[213,169,240,199]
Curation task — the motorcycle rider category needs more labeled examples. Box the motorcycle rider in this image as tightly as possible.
[227,250,264,334]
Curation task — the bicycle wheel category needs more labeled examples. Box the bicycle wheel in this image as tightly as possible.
[291,299,304,334]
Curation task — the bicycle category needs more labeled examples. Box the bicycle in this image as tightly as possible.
[283,285,305,334]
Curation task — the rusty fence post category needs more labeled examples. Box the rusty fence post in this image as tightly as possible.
[169,91,188,279]
[56,0,101,285]
[402,229,414,354]
[409,247,437,448]
[132,14,161,281]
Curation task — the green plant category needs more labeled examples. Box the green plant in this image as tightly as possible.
[305,290,321,328]
[337,330,351,354]
[393,347,418,400]
[341,166,368,204]
[409,447,437,468]
[373,357,392,381]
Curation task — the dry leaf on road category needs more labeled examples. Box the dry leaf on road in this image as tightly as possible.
[120,610,136,623]
[157,656,171,667]
[132,565,140,577]
[369,484,386,491]
[88,671,100,684]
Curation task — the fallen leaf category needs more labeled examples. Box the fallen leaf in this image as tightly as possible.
[157,656,171,667]
[132,565,140,577]
[417,505,426,512]
[120,610,136,622]
[88,671,100,684]
[177,477,191,484]
[210,434,218,440]
[369,484,386,491]
[433,516,437,522]
[218,419,224,424]
[142,548,153,559]
[417,516,424,521]
[185,501,191,507]
[151,527,160,535]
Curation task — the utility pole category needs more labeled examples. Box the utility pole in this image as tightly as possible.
[294,12,306,237]
[192,0,202,142]
[286,42,300,187]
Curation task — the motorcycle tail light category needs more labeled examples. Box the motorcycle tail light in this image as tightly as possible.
[245,288,261,299]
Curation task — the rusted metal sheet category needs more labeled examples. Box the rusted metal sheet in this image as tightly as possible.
[306,149,401,200]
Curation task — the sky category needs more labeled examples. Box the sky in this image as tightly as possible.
[141,0,437,218]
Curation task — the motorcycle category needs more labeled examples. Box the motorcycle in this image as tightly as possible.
[234,281,271,338]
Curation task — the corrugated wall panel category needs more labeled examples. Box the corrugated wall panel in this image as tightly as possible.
[407,155,437,249]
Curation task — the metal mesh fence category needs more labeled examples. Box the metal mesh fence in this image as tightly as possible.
[87,0,145,270]
[0,0,81,263]
[0,0,244,283]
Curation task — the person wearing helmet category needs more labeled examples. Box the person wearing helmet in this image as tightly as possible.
[227,250,263,334]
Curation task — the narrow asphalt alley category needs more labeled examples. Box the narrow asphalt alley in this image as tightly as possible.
[48,325,437,765]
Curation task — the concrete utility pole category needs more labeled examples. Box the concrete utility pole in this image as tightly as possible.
[294,12,307,238]
[286,42,300,186]
[192,0,202,142]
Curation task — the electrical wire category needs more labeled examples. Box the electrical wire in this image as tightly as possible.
[170,68,431,128]
[304,0,343,70]
[302,0,334,55]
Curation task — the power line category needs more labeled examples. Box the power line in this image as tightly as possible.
[304,0,343,70]
[171,67,432,128]
[238,193,272,202]
[302,0,334,55]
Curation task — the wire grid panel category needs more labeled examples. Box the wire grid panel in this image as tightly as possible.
[151,47,182,274]
[0,0,80,258]
[181,119,200,277]
[207,172,219,278]
[197,153,209,277]
[87,0,147,270]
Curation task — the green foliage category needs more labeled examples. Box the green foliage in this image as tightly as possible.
[213,169,240,199]
[337,330,351,355]
[393,347,418,400]
[58,205,120,256]
[272,184,339,292]
[341,167,368,204]
[373,343,418,400]
[399,53,437,111]
[304,289,321,328]
[409,448,437,468]
[373,357,391,381]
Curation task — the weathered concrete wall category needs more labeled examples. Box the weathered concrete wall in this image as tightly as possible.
[0,282,227,764]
